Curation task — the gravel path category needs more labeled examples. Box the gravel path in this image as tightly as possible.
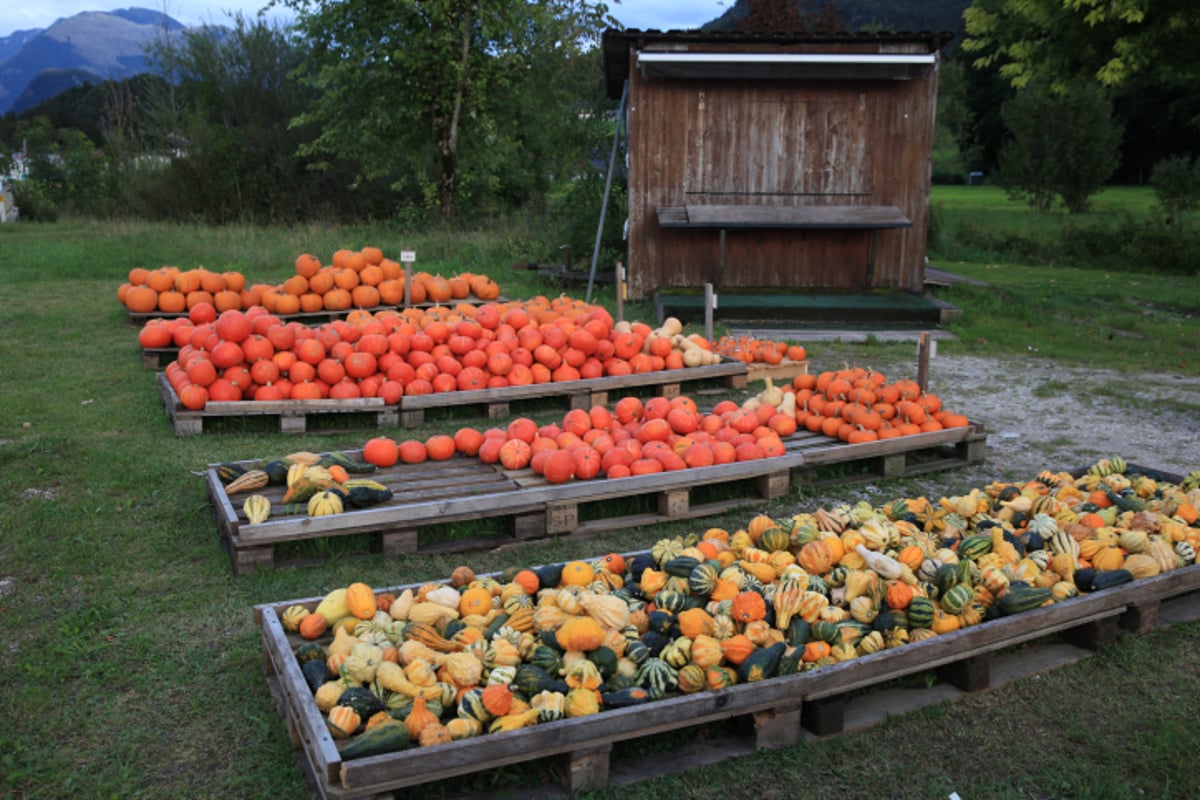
[765,347,1200,513]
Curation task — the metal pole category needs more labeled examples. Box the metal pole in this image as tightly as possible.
[587,80,629,304]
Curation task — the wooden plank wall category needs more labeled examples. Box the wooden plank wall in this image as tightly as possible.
[625,43,938,300]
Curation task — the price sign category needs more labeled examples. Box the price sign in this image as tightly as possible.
[400,250,417,263]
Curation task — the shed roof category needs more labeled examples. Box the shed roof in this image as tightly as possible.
[602,29,955,97]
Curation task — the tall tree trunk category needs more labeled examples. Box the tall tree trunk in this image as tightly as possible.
[434,5,473,217]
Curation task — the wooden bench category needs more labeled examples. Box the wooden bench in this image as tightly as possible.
[656,203,912,286]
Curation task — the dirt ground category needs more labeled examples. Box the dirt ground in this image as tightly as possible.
[763,347,1200,513]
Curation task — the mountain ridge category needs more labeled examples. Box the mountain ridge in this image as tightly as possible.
[0,7,187,115]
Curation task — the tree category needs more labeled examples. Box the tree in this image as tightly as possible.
[997,81,1121,213]
[145,14,333,223]
[963,0,1200,117]
[282,0,614,218]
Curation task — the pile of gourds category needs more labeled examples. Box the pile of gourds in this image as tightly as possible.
[283,458,1200,759]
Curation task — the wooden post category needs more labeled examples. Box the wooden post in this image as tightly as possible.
[917,331,932,393]
[704,283,715,343]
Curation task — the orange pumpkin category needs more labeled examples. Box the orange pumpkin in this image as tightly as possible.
[884,580,914,610]
[458,586,493,617]
[555,615,604,652]
[677,607,716,639]
[797,540,835,574]
[730,590,767,623]
[719,634,756,665]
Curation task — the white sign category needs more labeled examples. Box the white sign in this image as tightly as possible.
[400,250,417,263]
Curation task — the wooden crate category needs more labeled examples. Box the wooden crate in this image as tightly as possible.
[207,423,985,574]
[744,358,809,385]
[254,559,1200,798]
[393,359,750,428]
[159,373,399,436]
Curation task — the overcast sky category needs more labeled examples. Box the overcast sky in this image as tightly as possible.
[0,1,733,38]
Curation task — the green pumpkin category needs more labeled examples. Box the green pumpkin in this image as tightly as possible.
[907,596,936,628]
[634,657,678,699]
[940,584,973,615]
[758,527,790,553]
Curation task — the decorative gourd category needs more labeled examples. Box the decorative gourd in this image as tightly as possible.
[418,722,453,747]
[564,687,601,718]
[225,469,269,495]
[675,663,707,693]
[706,664,738,689]
[404,695,438,740]
[940,584,973,615]
[730,590,767,623]
[307,489,345,517]
[906,596,935,629]
[342,642,385,684]
[444,716,483,740]
[634,657,678,699]
[529,690,566,723]
[243,494,271,525]
[327,705,362,738]
[1122,553,1160,580]
[281,604,310,632]
[719,634,756,665]
[676,607,715,639]
[344,582,376,619]
[996,585,1053,615]
[737,641,785,682]
[555,616,604,652]
[298,612,329,640]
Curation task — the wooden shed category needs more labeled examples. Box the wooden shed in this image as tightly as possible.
[601,29,954,308]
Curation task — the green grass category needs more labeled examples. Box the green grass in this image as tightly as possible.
[2,216,1200,799]
[932,261,1200,374]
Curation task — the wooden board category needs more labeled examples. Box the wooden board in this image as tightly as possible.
[656,204,911,230]
[394,359,749,428]
[255,555,1200,798]
[208,423,985,574]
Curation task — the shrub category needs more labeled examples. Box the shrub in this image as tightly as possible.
[10,179,59,222]
[1149,155,1200,224]
[998,82,1122,214]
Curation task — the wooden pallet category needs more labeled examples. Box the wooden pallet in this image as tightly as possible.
[393,359,750,428]
[126,296,499,327]
[160,360,751,435]
[159,373,398,436]
[254,558,1200,799]
[207,423,985,574]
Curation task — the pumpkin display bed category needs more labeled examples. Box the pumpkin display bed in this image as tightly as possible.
[255,459,1200,795]
[206,395,984,572]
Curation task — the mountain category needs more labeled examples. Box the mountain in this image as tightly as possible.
[0,7,187,115]
[703,0,971,39]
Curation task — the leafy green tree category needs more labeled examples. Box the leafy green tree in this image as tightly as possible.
[145,15,329,223]
[282,0,614,218]
[963,0,1200,113]
[997,81,1121,213]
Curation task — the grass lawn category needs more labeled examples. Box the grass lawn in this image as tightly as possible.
[2,216,1199,799]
